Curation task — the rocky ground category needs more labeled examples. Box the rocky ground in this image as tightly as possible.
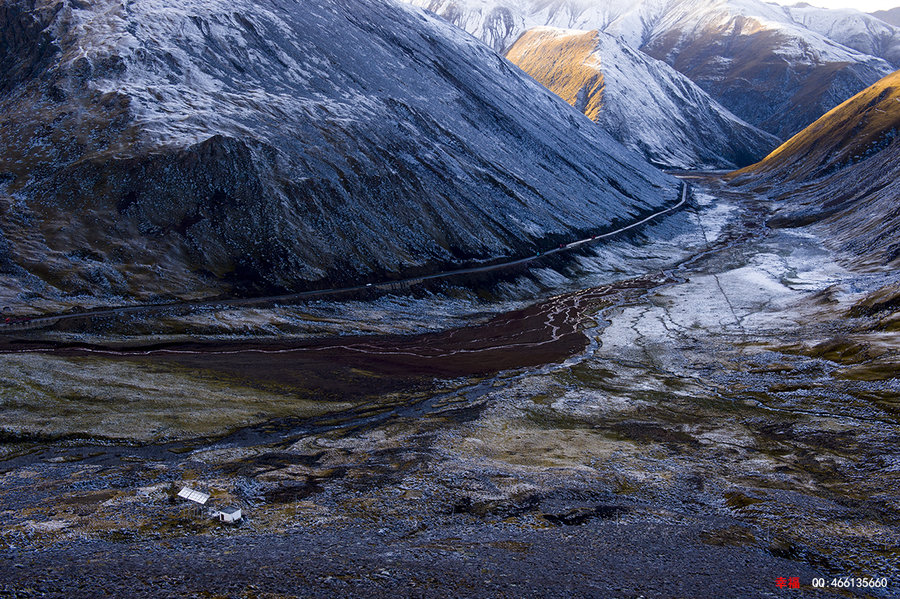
[0,176,897,598]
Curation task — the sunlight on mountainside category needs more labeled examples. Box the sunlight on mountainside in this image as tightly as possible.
[736,68,900,179]
[506,28,606,122]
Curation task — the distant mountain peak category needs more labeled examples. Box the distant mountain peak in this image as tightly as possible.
[412,0,897,137]
[871,7,900,28]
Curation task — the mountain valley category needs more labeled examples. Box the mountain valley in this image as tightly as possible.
[0,0,898,597]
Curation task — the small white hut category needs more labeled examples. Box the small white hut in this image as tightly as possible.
[216,506,242,523]
[176,486,242,522]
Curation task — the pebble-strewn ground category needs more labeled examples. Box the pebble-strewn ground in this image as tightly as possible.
[1,178,897,598]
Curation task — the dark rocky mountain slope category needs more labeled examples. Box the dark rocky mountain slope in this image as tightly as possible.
[0,0,676,304]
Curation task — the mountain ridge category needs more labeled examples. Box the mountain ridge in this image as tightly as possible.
[871,7,900,28]
[505,25,779,168]
[0,0,676,304]
[412,0,897,138]
[731,68,900,267]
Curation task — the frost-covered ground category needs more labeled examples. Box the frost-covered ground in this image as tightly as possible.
[1,178,898,596]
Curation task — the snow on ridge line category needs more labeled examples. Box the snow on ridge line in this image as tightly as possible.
[502,25,780,168]
[0,0,677,299]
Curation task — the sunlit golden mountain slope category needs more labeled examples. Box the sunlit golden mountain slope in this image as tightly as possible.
[505,27,778,169]
[737,70,900,181]
[732,69,900,266]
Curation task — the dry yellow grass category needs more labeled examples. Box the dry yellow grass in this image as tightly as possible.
[734,68,900,180]
[506,28,605,122]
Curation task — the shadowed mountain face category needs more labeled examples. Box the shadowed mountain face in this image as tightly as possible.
[871,8,900,28]
[412,0,896,139]
[0,0,675,302]
[505,26,779,169]
[732,69,900,267]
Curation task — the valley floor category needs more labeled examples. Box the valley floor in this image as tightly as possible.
[0,176,898,598]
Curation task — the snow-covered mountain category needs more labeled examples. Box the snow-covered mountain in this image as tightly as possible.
[411,0,897,138]
[0,0,676,301]
[784,4,900,66]
[506,26,779,168]
[733,68,900,266]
